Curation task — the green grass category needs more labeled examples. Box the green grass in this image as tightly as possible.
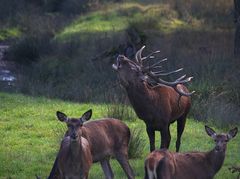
[56,3,201,41]
[0,92,239,178]
[0,27,21,41]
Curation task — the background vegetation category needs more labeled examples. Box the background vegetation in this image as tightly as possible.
[1,0,239,126]
[0,0,240,178]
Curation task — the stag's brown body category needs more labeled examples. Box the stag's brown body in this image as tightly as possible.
[58,136,92,179]
[113,47,193,152]
[144,126,238,179]
[126,80,191,151]
[48,110,134,179]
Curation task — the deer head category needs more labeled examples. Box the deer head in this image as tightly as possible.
[205,125,238,152]
[56,109,92,141]
[112,54,145,86]
[113,46,195,96]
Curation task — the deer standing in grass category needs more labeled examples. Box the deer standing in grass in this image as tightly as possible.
[57,110,92,179]
[48,109,134,179]
[113,46,194,152]
[144,125,238,179]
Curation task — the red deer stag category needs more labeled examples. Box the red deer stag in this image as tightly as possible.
[57,111,93,179]
[144,125,238,179]
[48,109,134,179]
[112,46,194,152]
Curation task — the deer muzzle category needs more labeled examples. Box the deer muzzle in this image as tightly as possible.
[112,55,124,70]
[70,131,78,140]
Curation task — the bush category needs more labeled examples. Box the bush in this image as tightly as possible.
[104,93,137,121]
[6,34,53,65]
[128,128,146,159]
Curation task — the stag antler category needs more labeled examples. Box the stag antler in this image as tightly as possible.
[135,46,195,96]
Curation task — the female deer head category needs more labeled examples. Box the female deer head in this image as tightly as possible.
[56,109,92,141]
[205,125,238,152]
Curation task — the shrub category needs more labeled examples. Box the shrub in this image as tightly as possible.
[128,128,146,159]
[6,34,53,65]
[104,92,137,121]
[191,94,240,128]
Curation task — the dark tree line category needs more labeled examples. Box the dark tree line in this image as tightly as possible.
[234,0,240,57]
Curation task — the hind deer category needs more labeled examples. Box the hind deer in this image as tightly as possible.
[113,46,194,152]
[144,125,238,179]
[57,111,92,179]
[48,109,134,179]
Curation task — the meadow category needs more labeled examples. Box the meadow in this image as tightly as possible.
[0,92,239,179]
[1,0,240,178]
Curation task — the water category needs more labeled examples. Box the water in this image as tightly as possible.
[0,45,16,86]
[0,69,16,85]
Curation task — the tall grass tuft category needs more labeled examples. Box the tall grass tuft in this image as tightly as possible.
[104,92,137,121]
[128,128,146,159]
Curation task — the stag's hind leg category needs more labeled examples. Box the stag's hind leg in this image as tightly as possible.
[176,115,187,152]
[146,126,155,152]
[160,126,171,149]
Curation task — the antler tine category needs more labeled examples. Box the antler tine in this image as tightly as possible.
[135,46,161,66]
[151,68,183,76]
[135,46,146,65]
[147,72,195,96]
[151,70,165,75]
[138,46,145,61]
[176,74,187,81]
[142,50,161,61]
[149,58,168,68]
[179,76,194,83]
[174,87,195,96]
[142,58,167,73]
[148,72,192,86]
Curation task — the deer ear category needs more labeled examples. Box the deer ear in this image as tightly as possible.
[227,127,238,140]
[80,109,92,123]
[205,125,216,138]
[56,111,68,122]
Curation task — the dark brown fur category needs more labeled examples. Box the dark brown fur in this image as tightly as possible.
[114,56,191,152]
[48,110,134,179]
[58,136,92,179]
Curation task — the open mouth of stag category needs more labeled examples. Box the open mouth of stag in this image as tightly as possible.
[112,55,123,70]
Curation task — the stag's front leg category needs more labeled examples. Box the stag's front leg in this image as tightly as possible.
[146,126,155,152]
[160,126,171,149]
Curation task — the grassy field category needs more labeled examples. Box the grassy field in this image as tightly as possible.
[0,92,239,179]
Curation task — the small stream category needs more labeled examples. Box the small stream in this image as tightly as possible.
[0,45,16,86]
